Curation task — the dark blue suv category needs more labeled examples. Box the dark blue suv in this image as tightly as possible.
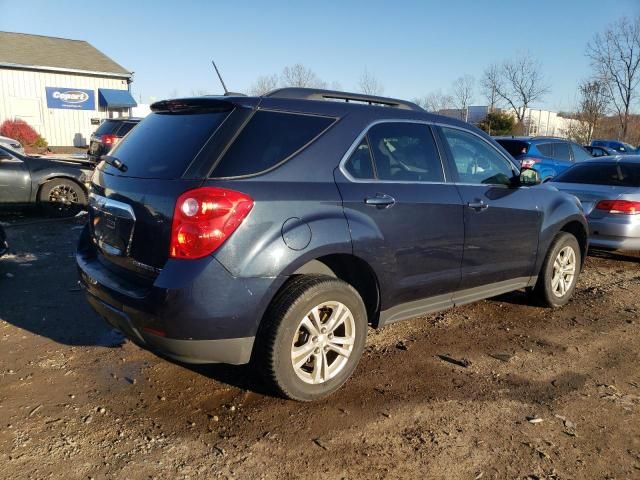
[591,139,638,155]
[77,88,588,401]
[496,137,593,181]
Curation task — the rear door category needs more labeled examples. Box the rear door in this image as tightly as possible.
[335,121,464,309]
[436,126,540,292]
[551,142,573,173]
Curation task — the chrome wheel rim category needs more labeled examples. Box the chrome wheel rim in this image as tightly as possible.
[49,184,79,207]
[551,246,576,298]
[291,301,356,385]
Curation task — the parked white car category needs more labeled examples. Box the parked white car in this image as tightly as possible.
[0,135,25,155]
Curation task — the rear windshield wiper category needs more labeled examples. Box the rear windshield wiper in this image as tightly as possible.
[101,155,128,172]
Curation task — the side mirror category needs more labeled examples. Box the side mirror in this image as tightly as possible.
[519,168,541,186]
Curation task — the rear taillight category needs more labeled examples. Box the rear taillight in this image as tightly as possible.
[595,200,640,215]
[101,134,117,145]
[170,187,254,259]
[520,157,541,169]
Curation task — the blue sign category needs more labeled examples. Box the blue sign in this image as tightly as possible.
[45,87,95,110]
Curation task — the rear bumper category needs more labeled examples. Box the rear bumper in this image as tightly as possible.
[77,231,284,364]
[588,216,640,251]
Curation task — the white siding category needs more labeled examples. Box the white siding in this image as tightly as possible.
[0,68,130,147]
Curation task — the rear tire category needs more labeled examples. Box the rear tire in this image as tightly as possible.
[253,275,367,401]
[533,232,581,307]
[39,179,87,217]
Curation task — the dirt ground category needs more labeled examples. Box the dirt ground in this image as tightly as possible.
[0,213,639,480]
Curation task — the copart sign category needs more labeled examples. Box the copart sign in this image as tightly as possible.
[45,87,95,110]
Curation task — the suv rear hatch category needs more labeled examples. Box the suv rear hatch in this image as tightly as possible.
[88,98,254,281]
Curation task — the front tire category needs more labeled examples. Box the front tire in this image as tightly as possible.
[533,232,581,307]
[39,179,87,217]
[254,275,368,401]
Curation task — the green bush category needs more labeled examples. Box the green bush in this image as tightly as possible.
[478,111,516,136]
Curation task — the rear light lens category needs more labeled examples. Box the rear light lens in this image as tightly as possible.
[170,187,254,259]
[595,200,640,215]
[520,157,541,169]
[101,134,117,145]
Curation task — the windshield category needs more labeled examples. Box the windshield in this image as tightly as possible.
[554,162,640,187]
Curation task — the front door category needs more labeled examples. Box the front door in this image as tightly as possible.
[335,121,464,310]
[436,126,541,291]
[0,150,30,205]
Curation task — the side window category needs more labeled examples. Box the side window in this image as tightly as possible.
[570,143,593,162]
[366,122,444,182]
[212,111,335,178]
[536,143,553,157]
[344,138,375,179]
[440,127,516,186]
[553,142,571,161]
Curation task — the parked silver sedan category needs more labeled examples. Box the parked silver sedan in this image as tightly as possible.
[551,156,640,251]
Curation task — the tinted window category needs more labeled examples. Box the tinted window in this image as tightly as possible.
[344,138,375,179]
[536,143,553,157]
[570,143,593,162]
[366,123,444,182]
[553,142,571,161]
[554,162,640,187]
[441,127,516,185]
[102,111,230,178]
[495,139,529,157]
[94,120,121,136]
[212,111,334,178]
[115,121,138,137]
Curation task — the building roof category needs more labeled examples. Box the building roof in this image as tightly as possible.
[0,32,131,77]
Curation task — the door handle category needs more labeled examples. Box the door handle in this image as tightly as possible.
[467,200,489,211]
[365,194,396,208]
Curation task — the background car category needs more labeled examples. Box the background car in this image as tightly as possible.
[0,224,7,257]
[591,139,638,155]
[0,135,25,155]
[584,145,617,157]
[0,145,93,216]
[495,136,593,181]
[550,156,640,251]
[87,117,141,163]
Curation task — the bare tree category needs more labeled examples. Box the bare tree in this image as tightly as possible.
[452,75,475,121]
[249,74,279,96]
[413,90,454,112]
[190,88,210,96]
[587,16,640,140]
[485,53,550,123]
[281,64,326,88]
[358,68,384,96]
[577,79,610,142]
[481,64,501,111]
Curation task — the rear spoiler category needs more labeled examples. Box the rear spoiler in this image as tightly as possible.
[150,97,253,114]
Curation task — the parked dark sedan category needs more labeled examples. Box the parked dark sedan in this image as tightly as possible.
[584,145,617,157]
[0,145,94,216]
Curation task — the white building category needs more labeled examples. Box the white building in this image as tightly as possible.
[0,32,137,148]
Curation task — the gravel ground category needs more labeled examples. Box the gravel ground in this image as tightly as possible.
[0,213,639,480]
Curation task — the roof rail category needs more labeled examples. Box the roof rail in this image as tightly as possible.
[264,87,424,112]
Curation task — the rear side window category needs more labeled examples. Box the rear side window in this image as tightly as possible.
[553,142,571,161]
[211,111,335,178]
[536,143,553,157]
[103,111,230,178]
[344,138,375,179]
[495,139,529,157]
[554,162,640,187]
[367,122,444,182]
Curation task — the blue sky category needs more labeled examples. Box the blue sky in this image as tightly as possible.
[1,0,638,111]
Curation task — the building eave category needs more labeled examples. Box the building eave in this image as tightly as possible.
[0,62,133,79]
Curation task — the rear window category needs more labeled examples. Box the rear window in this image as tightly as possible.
[495,139,529,157]
[102,111,230,178]
[94,120,121,136]
[554,162,640,187]
[211,111,335,178]
[115,121,138,137]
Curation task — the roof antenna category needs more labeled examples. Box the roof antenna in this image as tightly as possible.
[211,60,228,95]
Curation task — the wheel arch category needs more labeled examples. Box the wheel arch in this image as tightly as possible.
[35,175,88,204]
[559,220,588,268]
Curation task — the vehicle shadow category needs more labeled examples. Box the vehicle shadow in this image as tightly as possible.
[0,212,121,348]
[588,248,640,263]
